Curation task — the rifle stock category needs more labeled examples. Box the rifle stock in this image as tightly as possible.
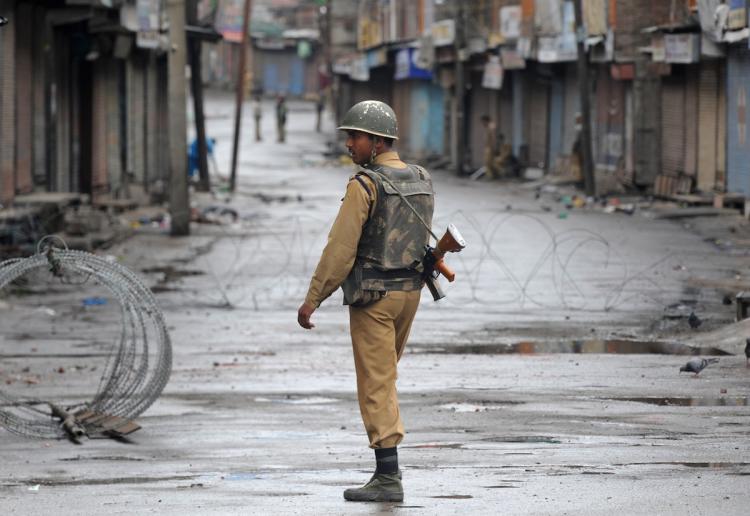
[422,224,466,301]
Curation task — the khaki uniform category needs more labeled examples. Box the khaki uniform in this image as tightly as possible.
[305,151,426,449]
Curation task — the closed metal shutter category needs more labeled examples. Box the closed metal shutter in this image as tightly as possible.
[716,68,726,191]
[92,61,108,194]
[14,3,33,194]
[661,77,685,177]
[683,68,698,179]
[105,60,122,196]
[0,0,16,204]
[727,45,750,195]
[633,71,660,186]
[53,29,71,192]
[528,74,549,169]
[547,73,564,169]
[469,70,494,168]
[562,63,579,155]
[32,4,48,187]
[697,60,719,192]
[391,80,411,156]
[127,55,146,186]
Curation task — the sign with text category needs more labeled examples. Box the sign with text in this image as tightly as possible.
[664,33,700,63]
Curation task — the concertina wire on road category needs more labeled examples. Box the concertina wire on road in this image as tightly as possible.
[0,240,172,439]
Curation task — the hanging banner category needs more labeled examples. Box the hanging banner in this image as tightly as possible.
[135,0,161,49]
[350,55,370,82]
[481,55,504,90]
[215,0,246,43]
[394,48,433,80]
[536,1,577,62]
[432,19,455,46]
[501,48,526,69]
[500,6,522,40]
[664,33,700,63]
[366,47,388,68]
[728,0,747,30]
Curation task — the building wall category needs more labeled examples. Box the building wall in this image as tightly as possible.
[0,0,16,205]
[727,44,750,196]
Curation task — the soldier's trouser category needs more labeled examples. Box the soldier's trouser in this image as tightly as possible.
[349,290,421,449]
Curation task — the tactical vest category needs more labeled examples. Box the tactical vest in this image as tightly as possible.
[341,163,434,304]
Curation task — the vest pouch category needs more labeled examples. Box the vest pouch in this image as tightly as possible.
[342,263,386,307]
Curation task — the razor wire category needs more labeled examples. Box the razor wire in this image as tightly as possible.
[170,206,684,314]
[0,241,172,439]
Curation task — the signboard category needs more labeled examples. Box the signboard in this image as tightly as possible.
[394,48,433,81]
[135,0,161,49]
[500,6,522,40]
[651,34,666,62]
[536,1,577,63]
[350,55,370,82]
[215,0,246,43]
[481,55,504,90]
[500,48,526,69]
[366,47,388,68]
[664,33,700,63]
[432,19,455,46]
[728,0,747,30]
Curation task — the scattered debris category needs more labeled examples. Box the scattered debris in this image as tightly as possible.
[688,312,702,329]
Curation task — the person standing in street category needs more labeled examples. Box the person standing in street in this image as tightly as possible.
[276,94,288,143]
[480,114,498,179]
[315,93,325,132]
[253,95,262,142]
[297,100,435,503]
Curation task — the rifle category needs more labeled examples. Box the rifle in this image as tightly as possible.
[423,223,466,301]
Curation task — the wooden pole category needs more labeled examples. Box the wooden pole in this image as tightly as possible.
[167,0,190,236]
[229,0,252,193]
[454,1,466,176]
[573,0,596,197]
[187,0,211,192]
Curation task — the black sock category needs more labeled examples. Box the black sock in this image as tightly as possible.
[374,447,398,475]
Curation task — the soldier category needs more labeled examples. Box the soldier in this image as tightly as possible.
[297,100,434,502]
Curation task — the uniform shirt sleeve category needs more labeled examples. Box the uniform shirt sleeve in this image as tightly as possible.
[304,175,375,308]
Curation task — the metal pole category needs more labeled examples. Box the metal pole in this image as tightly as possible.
[229,0,252,193]
[573,0,596,196]
[167,0,190,236]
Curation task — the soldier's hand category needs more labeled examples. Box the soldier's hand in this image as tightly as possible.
[297,302,316,329]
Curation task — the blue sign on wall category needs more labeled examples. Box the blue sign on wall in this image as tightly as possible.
[394,48,432,81]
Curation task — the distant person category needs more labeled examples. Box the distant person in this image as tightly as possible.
[276,94,287,143]
[315,94,325,132]
[480,114,499,179]
[253,95,262,142]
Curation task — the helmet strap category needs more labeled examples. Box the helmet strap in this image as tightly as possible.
[368,136,377,165]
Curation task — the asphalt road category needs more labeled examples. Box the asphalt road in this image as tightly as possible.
[1,93,748,515]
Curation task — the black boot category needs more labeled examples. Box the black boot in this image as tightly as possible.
[343,470,403,502]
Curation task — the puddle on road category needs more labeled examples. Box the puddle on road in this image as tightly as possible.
[412,340,730,356]
[59,456,144,462]
[619,462,750,469]
[439,401,519,413]
[607,397,748,407]
[253,395,339,405]
[481,436,562,444]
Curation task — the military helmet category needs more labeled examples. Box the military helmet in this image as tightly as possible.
[337,100,399,140]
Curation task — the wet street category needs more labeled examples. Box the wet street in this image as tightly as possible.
[1,93,749,515]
